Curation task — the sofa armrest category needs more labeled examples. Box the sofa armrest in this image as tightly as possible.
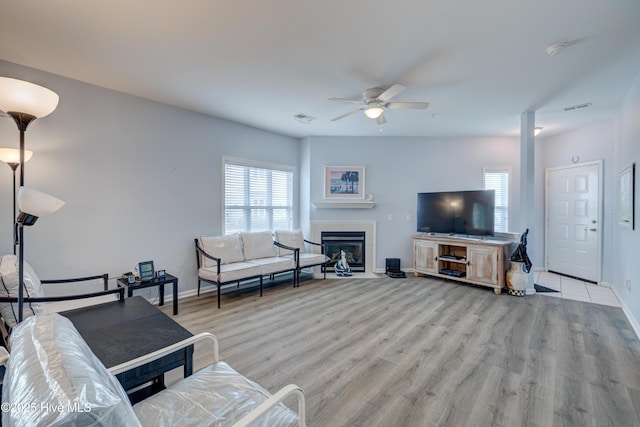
[194,238,222,274]
[274,241,300,263]
[304,238,327,254]
[108,332,220,376]
[233,383,307,427]
[41,273,109,290]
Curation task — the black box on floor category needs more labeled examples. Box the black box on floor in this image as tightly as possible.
[385,258,406,278]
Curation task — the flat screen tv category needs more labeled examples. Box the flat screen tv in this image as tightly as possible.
[417,190,495,236]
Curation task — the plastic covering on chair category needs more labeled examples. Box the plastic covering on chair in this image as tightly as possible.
[1,314,141,427]
[133,361,299,427]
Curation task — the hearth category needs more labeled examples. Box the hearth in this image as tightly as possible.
[321,231,366,272]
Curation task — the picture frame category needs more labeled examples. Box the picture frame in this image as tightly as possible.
[138,260,155,282]
[618,162,635,229]
[324,166,365,199]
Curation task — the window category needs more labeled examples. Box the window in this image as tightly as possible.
[483,167,510,232]
[223,157,294,234]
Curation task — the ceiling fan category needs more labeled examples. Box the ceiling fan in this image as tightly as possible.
[329,84,429,125]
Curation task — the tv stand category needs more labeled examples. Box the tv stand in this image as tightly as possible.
[412,235,514,294]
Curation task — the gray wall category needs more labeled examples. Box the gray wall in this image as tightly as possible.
[613,71,640,330]
[0,60,299,294]
[541,120,616,284]
[306,136,521,270]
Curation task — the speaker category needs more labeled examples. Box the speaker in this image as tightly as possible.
[385,258,401,273]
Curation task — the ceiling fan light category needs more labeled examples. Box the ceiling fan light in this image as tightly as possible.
[364,106,384,119]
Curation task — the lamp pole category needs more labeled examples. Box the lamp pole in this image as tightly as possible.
[0,77,59,323]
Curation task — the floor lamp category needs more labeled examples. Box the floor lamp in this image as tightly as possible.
[0,77,59,322]
[0,148,34,254]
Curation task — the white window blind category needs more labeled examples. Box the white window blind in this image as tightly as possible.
[223,158,294,234]
[483,167,510,232]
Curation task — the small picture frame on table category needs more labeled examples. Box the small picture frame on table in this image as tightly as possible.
[156,269,166,281]
[138,260,155,282]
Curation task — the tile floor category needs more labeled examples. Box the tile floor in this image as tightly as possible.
[535,270,621,307]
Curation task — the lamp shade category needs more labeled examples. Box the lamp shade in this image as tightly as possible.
[17,187,65,218]
[0,77,59,118]
[0,148,33,164]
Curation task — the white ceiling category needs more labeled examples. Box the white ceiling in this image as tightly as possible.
[1,0,639,138]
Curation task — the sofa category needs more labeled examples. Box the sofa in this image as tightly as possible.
[195,231,330,308]
[195,231,299,308]
[0,313,306,426]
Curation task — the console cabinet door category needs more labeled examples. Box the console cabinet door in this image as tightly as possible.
[414,240,438,274]
[467,245,499,285]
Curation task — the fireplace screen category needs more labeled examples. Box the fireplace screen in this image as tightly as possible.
[321,231,366,272]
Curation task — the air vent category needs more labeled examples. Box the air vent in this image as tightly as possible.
[293,113,315,124]
[564,103,592,112]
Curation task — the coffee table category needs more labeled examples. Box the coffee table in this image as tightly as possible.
[61,296,193,403]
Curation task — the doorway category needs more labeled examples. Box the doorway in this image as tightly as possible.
[545,160,602,283]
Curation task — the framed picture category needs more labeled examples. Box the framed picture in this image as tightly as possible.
[619,162,635,229]
[138,260,155,282]
[324,166,365,199]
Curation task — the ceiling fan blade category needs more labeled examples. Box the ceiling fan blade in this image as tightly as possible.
[376,113,387,125]
[385,101,429,110]
[331,108,364,121]
[328,97,365,105]
[377,84,406,102]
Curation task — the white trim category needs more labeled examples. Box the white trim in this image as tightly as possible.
[610,285,640,340]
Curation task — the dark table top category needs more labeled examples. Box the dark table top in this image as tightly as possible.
[60,296,192,368]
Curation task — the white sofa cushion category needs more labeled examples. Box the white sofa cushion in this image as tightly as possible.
[250,257,296,275]
[133,361,298,427]
[0,254,45,328]
[198,262,262,284]
[274,230,306,256]
[299,252,330,268]
[241,231,276,260]
[2,314,141,427]
[199,234,245,267]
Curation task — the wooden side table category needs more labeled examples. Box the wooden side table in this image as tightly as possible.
[117,273,179,315]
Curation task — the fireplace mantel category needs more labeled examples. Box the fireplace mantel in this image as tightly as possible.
[313,201,376,209]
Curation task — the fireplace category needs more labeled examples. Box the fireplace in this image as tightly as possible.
[321,231,366,272]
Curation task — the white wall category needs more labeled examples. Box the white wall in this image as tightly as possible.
[613,71,640,329]
[306,136,521,271]
[0,60,299,293]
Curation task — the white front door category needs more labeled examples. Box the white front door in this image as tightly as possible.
[545,161,602,283]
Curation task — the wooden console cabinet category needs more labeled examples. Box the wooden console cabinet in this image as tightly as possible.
[413,235,514,294]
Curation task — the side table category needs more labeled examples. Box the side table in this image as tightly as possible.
[118,273,179,315]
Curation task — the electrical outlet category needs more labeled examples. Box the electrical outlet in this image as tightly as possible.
[405,214,412,221]
[387,214,393,221]
[625,278,631,290]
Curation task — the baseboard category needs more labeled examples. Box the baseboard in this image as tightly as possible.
[610,285,640,340]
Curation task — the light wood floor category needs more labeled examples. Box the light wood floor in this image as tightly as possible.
[159,275,640,427]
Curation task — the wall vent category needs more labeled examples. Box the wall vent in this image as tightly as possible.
[564,102,592,112]
[293,113,315,123]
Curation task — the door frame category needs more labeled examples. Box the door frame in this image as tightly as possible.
[544,160,603,284]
